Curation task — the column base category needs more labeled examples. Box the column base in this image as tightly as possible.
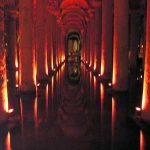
[19,86,36,95]
[128,115,150,132]
[0,113,8,127]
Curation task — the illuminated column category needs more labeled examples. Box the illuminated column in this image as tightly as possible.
[0,4,9,121]
[129,13,139,69]
[95,6,102,73]
[19,0,35,91]
[36,0,47,81]
[87,24,90,64]
[141,0,150,121]
[101,0,113,79]
[47,12,53,73]
[89,19,94,67]
[7,15,17,86]
[112,0,129,91]
[52,16,57,69]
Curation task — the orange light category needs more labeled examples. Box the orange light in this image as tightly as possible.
[112,97,116,130]
[5,132,11,150]
[46,84,49,118]
[100,83,104,104]
[20,98,23,130]
[112,31,117,86]
[15,70,19,85]
[52,76,54,96]
[34,97,38,127]
[101,48,105,76]
[140,130,145,150]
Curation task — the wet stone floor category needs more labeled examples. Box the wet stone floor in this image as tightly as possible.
[0,63,150,150]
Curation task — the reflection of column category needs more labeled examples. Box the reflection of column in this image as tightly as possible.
[101,0,113,79]
[141,0,150,121]
[0,4,9,121]
[112,0,129,91]
[129,13,139,69]
[19,0,35,91]
[36,0,47,81]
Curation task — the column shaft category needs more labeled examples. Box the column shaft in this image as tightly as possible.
[0,6,9,121]
[19,0,35,91]
[36,0,47,81]
[101,0,113,79]
[129,13,139,69]
[141,0,150,121]
[112,0,129,91]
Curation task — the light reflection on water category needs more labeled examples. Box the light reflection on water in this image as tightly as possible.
[3,63,149,150]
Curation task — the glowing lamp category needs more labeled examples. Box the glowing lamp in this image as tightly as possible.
[8,109,14,114]
[98,74,101,77]
[135,107,141,116]
[37,83,40,87]
[16,84,19,88]
[108,83,112,87]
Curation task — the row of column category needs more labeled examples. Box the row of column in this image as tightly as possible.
[81,0,150,121]
[19,0,65,91]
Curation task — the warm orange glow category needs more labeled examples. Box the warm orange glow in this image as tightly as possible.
[5,132,11,150]
[51,48,54,70]
[46,84,49,118]
[101,48,105,75]
[34,97,38,127]
[20,98,23,130]
[112,32,117,86]
[100,83,104,102]
[94,62,96,71]
[112,97,116,131]
[52,76,54,96]
[45,39,48,75]
[94,76,96,90]
[15,70,19,86]
[100,84,104,115]
[140,130,145,150]
[15,57,18,69]
[33,47,37,86]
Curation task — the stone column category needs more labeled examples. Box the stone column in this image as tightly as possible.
[19,0,35,92]
[52,16,57,69]
[141,0,150,121]
[101,0,113,79]
[112,0,129,91]
[36,0,47,81]
[95,6,102,74]
[47,12,53,73]
[7,15,17,87]
[0,5,9,123]
[129,12,139,70]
